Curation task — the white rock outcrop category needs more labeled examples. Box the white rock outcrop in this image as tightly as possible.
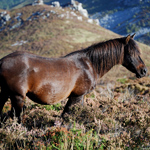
[95,19,100,25]
[32,0,44,6]
[87,19,93,24]
[52,1,60,7]
[71,0,88,18]
[0,11,11,27]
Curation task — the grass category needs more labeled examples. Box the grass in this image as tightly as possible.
[117,78,128,84]
[41,103,62,111]
[0,123,105,149]
[0,81,150,149]
[64,28,101,43]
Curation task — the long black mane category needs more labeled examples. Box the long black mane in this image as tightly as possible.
[84,39,125,75]
[65,37,141,76]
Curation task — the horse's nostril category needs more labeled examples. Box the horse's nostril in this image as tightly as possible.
[144,68,147,74]
[141,68,147,75]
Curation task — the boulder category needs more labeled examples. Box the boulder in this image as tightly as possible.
[52,1,60,7]
[0,11,11,25]
[87,19,93,24]
[77,16,82,21]
[71,0,88,18]
[95,19,100,25]
[77,3,88,18]
[3,14,11,21]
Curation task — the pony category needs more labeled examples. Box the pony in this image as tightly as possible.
[0,34,147,122]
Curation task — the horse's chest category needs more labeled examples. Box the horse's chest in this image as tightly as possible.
[84,77,96,93]
[73,70,96,96]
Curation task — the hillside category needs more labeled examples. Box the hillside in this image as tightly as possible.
[1,0,150,45]
[0,4,118,58]
[0,3,150,150]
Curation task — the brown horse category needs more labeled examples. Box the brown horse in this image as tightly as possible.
[0,34,147,123]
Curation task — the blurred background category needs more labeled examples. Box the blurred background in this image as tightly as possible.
[1,0,150,45]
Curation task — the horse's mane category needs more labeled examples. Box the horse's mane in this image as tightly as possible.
[65,37,140,76]
[84,38,125,75]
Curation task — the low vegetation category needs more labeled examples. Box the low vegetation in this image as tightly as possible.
[0,77,150,149]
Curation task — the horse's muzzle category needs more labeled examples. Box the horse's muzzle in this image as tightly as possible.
[136,67,147,78]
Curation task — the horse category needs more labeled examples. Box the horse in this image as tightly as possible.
[0,34,147,123]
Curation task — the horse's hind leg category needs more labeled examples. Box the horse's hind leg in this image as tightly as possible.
[10,95,25,123]
[61,95,84,119]
[0,91,8,122]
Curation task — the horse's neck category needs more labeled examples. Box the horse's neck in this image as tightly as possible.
[64,42,124,78]
[85,45,124,78]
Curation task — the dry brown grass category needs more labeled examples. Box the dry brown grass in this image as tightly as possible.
[0,79,150,149]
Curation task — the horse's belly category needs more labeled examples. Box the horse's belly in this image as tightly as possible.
[29,83,72,105]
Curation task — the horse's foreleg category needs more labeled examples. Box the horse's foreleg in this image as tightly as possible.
[10,95,25,123]
[61,95,84,119]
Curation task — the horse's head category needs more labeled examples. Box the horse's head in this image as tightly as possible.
[122,34,147,78]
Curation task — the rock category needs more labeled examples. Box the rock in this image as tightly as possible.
[50,10,56,14]
[70,0,88,18]
[77,3,88,18]
[77,16,82,21]
[11,40,28,46]
[71,0,77,8]
[0,11,11,29]
[70,11,77,17]
[10,22,22,30]
[0,11,7,17]
[17,13,22,16]
[32,0,44,6]
[3,14,11,21]
[95,19,100,25]
[15,13,22,21]
[46,13,50,17]
[42,16,46,19]
[87,19,93,24]
[59,14,65,18]
[0,11,11,22]
[52,1,60,7]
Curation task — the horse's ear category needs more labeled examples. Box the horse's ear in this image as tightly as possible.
[131,33,136,39]
[125,34,131,45]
